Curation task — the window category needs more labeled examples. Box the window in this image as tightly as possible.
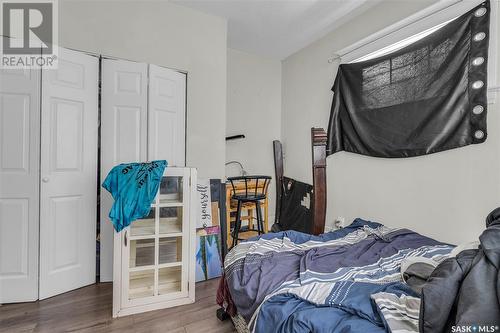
[334,0,498,102]
[352,18,455,63]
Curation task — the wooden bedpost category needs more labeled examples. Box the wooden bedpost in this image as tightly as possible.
[273,140,284,225]
[311,128,327,235]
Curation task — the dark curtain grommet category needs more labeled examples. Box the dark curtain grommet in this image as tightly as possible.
[474,130,485,139]
[472,80,484,89]
[473,32,486,41]
[473,105,484,115]
[472,57,485,66]
[475,7,487,17]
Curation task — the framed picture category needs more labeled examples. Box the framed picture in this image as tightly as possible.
[195,226,222,282]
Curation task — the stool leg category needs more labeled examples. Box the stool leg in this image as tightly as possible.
[254,202,260,235]
[264,197,269,233]
[256,201,263,235]
[232,200,242,247]
[261,201,266,234]
[227,203,232,250]
[248,207,254,230]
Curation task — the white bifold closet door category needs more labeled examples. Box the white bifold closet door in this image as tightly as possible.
[148,64,186,165]
[0,66,41,303]
[100,60,186,282]
[100,59,149,283]
[38,47,99,299]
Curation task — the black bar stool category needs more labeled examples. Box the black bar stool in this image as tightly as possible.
[227,175,271,248]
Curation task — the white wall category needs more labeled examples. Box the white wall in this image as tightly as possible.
[282,0,500,244]
[59,0,227,179]
[226,48,282,224]
[58,0,228,281]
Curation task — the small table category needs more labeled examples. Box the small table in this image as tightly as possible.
[225,182,269,248]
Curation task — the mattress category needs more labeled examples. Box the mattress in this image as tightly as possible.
[218,218,453,333]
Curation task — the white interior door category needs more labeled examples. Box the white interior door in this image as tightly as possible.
[100,59,148,282]
[148,65,186,166]
[0,61,41,302]
[39,47,99,299]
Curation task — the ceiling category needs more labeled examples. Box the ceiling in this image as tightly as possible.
[172,0,378,60]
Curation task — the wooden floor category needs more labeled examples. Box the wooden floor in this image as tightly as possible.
[0,279,236,333]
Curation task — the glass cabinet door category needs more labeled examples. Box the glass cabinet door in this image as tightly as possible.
[124,169,189,305]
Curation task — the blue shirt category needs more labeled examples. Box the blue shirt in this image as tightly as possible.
[102,160,167,232]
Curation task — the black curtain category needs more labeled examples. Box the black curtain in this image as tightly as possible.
[327,1,490,158]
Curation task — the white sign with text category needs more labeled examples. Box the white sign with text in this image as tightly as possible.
[196,179,212,228]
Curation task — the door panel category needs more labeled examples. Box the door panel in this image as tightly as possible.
[51,98,84,171]
[115,106,142,162]
[1,95,30,171]
[0,56,40,303]
[101,59,148,282]
[148,65,186,166]
[39,47,98,299]
[50,196,81,272]
[0,200,29,279]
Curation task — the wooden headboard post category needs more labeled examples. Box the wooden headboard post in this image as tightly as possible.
[273,140,284,225]
[311,128,327,235]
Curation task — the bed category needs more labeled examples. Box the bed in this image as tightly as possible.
[216,128,455,333]
[221,219,453,333]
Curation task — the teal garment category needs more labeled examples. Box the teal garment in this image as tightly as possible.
[102,160,167,232]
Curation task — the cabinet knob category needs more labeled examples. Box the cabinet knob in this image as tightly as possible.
[42,177,50,183]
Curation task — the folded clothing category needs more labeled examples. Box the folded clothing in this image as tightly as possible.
[401,257,438,294]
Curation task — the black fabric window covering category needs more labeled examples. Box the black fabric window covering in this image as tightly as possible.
[276,177,313,233]
[327,1,490,158]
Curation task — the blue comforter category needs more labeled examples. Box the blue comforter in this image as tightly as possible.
[223,219,453,333]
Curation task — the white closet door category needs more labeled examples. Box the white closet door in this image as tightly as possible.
[100,59,148,282]
[39,47,99,299]
[0,64,41,302]
[148,65,186,166]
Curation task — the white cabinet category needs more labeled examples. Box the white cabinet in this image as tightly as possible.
[112,167,196,317]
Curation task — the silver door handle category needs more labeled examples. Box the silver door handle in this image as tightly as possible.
[124,231,128,247]
[42,177,49,183]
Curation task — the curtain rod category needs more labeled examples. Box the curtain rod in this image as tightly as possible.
[326,0,470,64]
